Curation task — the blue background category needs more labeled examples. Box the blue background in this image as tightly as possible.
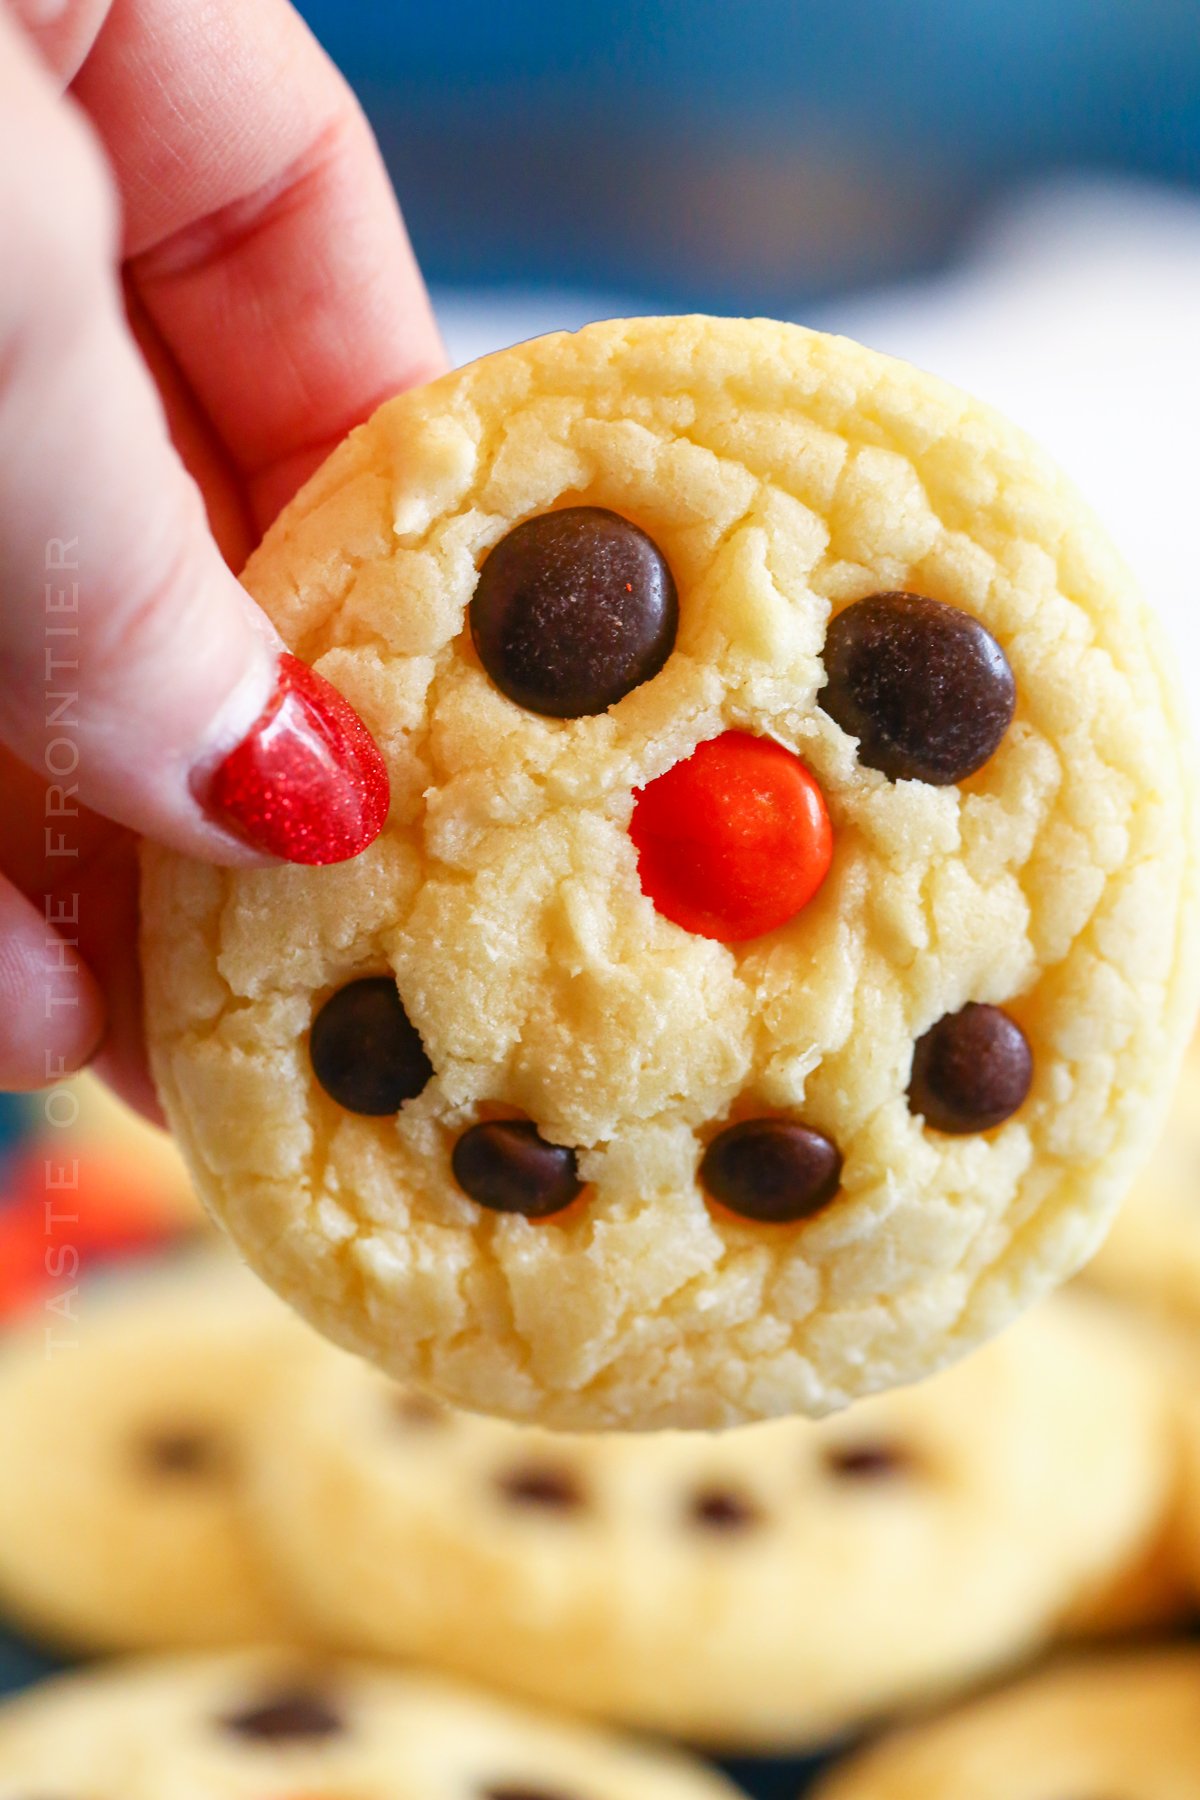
[297,0,1200,307]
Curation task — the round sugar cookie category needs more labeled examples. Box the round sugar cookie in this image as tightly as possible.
[0,1257,305,1651]
[0,1648,748,1800]
[247,1297,1168,1748]
[1166,1357,1200,1604]
[141,314,1200,1429]
[1059,1309,1197,1637]
[813,1647,1200,1799]
[1059,1522,1191,1638]
[1086,1028,1200,1325]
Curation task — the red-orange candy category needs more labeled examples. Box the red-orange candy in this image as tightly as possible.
[629,731,833,942]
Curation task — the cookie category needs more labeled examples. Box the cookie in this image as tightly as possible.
[0,1257,305,1651]
[1059,1309,1196,1637]
[1165,1357,1200,1604]
[0,1648,748,1800]
[141,315,1199,1428]
[1086,1027,1200,1325]
[813,1646,1200,1798]
[1062,1526,1192,1637]
[247,1296,1167,1747]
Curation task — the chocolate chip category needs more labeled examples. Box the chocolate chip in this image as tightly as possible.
[470,507,678,718]
[391,1391,450,1429]
[824,1441,915,1481]
[909,1002,1032,1134]
[688,1486,763,1532]
[309,976,432,1116]
[496,1464,587,1512]
[453,1120,583,1218]
[700,1119,842,1223]
[135,1425,230,1480]
[820,591,1016,784]
[221,1685,345,1740]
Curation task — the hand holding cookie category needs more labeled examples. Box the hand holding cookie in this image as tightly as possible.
[0,0,443,1108]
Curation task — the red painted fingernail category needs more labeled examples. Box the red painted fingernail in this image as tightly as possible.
[198,653,389,864]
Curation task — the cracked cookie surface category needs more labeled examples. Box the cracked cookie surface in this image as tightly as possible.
[141,315,1199,1428]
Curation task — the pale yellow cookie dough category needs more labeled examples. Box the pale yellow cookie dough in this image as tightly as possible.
[246,1296,1167,1748]
[814,1647,1200,1799]
[0,1257,305,1651]
[141,315,1200,1428]
[0,1648,747,1800]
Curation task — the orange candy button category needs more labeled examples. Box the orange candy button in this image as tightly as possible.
[629,731,833,943]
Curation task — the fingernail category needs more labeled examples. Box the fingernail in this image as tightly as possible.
[197,653,389,864]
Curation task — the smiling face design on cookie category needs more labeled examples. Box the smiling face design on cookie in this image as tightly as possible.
[308,505,1029,1227]
[141,316,1197,1428]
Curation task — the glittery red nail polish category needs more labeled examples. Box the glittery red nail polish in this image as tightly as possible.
[200,653,389,864]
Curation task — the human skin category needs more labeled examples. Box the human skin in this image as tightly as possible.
[0,0,445,1111]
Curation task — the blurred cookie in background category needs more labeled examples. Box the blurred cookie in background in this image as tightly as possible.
[1060,1520,1192,1641]
[246,1295,1169,1749]
[1058,1313,1197,1639]
[1085,1030,1200,1328]
[1066,1033,1200,1635]
[0,1646,751,1800]
[812,1645,1200,1798]
[0,1256,306,1653]
[0,1241,1179,1751]
[0,1075,206,1322]
[1166,1365,1200,1611]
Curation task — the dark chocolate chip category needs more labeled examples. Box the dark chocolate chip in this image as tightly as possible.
[470,506,678,718]
[700,1119,842,1223]
[496,1464,587,1512]
[221,1685,345,1741]
[135,1425,231,1480]
[820,591,1016,785]
[909,1002,1032,1134]
[453,1119,583,1218]
[824,1441,915,1482]
[687,1485,763,1532]
[309,976,432,1116]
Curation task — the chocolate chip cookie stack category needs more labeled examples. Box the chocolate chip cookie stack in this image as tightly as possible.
[0,1252,1176,1758]
[812,1647,1200,1799]
[5,313,1199,1792]
[0,1646,748,1800]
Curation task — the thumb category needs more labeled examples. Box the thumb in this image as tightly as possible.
[0,23,388,868]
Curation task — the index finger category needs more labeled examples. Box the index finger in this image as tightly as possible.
[71,0,446,528]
